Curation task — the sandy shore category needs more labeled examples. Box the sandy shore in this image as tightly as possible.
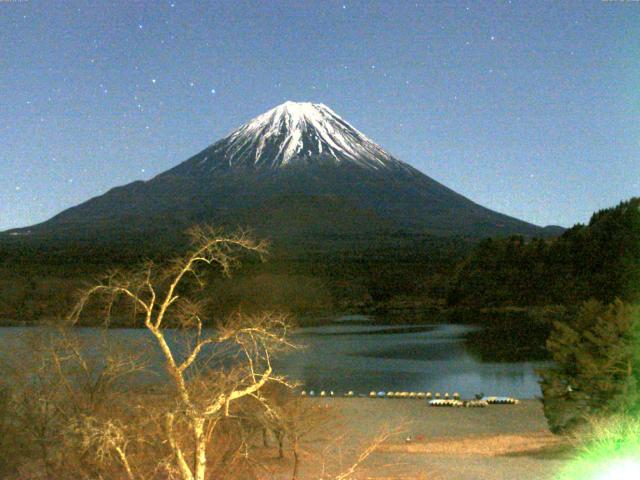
[261,397,571,479]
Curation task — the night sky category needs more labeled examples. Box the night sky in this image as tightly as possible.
[1,0,638,231]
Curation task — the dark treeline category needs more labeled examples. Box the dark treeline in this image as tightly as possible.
[447,197,640,308]
[1,197,638,326]
[445,197,640,363]
[0,229,471,325]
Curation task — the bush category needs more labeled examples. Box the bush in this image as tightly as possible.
[557,414,640,479]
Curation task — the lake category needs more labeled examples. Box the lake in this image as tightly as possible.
[279,315,548,399]
[0,315,549,399]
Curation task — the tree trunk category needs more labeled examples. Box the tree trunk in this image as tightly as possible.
[291,442,300,480]
[278,431,284,459]
[194,417,207,480]
[166,413,195,480]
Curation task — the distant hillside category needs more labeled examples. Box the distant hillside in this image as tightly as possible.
[447,197,640,307]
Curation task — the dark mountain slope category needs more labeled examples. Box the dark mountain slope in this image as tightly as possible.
[4,101,554,246]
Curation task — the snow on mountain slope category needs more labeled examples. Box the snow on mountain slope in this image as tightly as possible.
[4,100,552,242]
[195,101,412,171]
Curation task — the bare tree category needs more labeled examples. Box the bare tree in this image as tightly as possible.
[253,384,331,480]
[1,226,392,479]
[68,226,294,480]
[0,326,147,480]
[4,330,65,479]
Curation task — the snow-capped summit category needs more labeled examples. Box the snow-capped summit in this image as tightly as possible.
[195,101,410,171]
[7,101,552,243]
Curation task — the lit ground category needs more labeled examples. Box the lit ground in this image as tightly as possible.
[258,398,571,479]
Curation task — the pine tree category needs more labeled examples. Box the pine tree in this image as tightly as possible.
[539,299,640,433]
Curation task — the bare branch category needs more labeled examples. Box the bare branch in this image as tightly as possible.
[333,428,394,480]
[177,338,215,373]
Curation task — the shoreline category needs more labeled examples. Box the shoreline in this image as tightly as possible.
[287,397,568,479]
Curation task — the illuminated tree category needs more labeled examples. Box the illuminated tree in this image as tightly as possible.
[69,226,293,480]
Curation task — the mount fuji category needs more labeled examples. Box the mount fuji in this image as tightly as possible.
[5,101,559,246]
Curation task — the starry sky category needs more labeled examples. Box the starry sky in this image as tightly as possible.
[1,0,639,230]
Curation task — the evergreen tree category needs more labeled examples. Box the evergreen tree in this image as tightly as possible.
[447,197,640,308]
[539,299,640,433]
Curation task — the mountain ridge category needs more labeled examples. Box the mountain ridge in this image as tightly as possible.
[3,101,560,245]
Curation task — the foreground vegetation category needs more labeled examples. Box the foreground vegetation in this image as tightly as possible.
[556,414,640,479]
[0,228,387,479]
[1,198,639,477]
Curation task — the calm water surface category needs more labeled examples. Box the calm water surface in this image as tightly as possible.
[280,315,547,398]
[0,315,548,399]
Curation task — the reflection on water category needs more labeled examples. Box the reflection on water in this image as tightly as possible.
[295,325,437,337]
[0,315,549,399]
[277,316,548,398]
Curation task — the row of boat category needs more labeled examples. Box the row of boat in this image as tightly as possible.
[299,390,519,406]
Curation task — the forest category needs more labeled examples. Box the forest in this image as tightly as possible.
[0,197,638,327]
[447,197,640,308]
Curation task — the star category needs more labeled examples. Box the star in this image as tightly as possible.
[491,36,496,41]
[210,88,216,94]
[138,24,143,29]
[152,78,157,84]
